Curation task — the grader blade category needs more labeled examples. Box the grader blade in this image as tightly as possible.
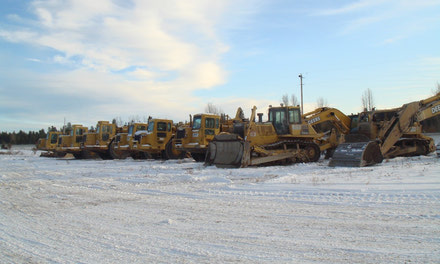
[205,133,250,168]
[329,141,383,167]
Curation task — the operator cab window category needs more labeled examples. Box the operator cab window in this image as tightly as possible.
[288,108,301,124]
[147,122,155,132]
[205,118,215,128]
[192,116,202,130]
[157,122,167,132]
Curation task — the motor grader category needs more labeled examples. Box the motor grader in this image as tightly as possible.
[132,118,186,159]
[81,121,122,159]
[205,104,325,168]
[330,94,440,167]
[56,124,96,159]
[109,122,147,159]
[174,108,246,162]
[36,131,66,157]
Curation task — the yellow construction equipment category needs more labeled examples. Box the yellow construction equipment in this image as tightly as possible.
[330,94,440,167]
[205,105,323,168]
[81,121,121,159]
[36,131,66,157]
[302,107,352,158]
[109,122,147,159]
[174,108,246,161]
[56,124,94,159]
[132,118,186,159]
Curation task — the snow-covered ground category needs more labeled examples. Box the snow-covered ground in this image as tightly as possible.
[1,136,440,263]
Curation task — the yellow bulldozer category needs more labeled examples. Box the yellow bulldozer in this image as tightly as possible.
[205,104,326,168]
[173,108,246,161]
[330,94,440,167]
[132,118,186,159]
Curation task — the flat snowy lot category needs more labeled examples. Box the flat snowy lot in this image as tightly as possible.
[1,143,440,263]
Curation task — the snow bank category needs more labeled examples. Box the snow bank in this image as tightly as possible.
[1,144,439,263]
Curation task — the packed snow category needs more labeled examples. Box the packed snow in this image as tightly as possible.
[1,137,440,263]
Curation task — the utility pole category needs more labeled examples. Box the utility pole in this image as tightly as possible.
[298,74,303,113]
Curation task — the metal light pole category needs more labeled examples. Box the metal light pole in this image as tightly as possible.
[299,74,303,113]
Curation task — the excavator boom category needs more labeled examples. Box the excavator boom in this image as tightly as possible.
[330,94,440,167]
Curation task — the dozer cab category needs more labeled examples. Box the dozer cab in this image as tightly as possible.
[81,121,120,159]
[205,105,322,168]
[109,122,147,159]
[330,94,440,167]
[56,124,95,159]
[132,118,186,159]
[174,108,246,162]
[36,131,66,157]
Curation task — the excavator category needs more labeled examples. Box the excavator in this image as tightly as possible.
[302,107,352,159]
[205,104,325,168]
[173,108,246,162]
[330,94,440,167]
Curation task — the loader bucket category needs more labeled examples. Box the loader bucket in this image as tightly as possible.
[329,141,383,167]
[205,133,250,168]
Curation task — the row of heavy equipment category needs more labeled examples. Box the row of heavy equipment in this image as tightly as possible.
[36,94,440,168]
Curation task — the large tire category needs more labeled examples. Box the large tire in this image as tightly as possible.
[108,140,129,159]
[304,144,321,162]
[191,153,206,162]
[164,139,185,159]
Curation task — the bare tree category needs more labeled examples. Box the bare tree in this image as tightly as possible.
[281,94,299,106]
[205,103,223,115]
[281,94,289,106]
[433,82,440,95]
[291,94,299,106]
[362,88,375,111]
[316,97,328,108]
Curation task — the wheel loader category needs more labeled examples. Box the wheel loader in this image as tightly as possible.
[205,104,324,168]
[56,124,96,159]
[174,108,246,162]
[330,94,440,167]
[36,131,66,157]
[81,121,122,159]
[132,118,186,159]
[109,122,147,159]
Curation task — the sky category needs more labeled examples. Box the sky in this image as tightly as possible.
[1,0,439,132]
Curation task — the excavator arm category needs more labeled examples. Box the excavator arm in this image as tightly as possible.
[330,94,440,167]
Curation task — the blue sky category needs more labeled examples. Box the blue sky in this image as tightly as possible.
[1,0,439,132]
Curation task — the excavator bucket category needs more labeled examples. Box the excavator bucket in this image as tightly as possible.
[205,133,251,168]
[329,139,383,167]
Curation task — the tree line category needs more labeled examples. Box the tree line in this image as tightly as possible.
[1,130,46,146]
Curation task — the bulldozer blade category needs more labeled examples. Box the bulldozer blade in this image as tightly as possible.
[205,133,250,168]
[329,141,383,167]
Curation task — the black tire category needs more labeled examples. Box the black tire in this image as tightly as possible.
[304,144,321,162]
[191,153,206,162]
[164,139,185,159]
[108,140,129,159]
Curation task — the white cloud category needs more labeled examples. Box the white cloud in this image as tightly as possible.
[313,0,440,36]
